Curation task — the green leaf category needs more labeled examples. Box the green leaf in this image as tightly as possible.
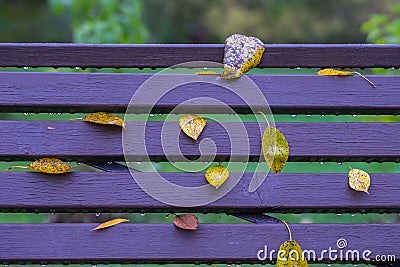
[262,126,289,173]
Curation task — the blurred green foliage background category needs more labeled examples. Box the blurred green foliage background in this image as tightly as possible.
[0,0,398,44]
[0,1,399,266]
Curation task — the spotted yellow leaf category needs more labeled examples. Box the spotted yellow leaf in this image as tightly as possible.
[83,112,126,129]
[258,112,289,173]
[317,68,376,88]
[5,158,74,174]
[222,34,265,79]
[205,165,229,189]
[262,126,289,173]
[179,114,206,141]
[277,240,308,267]
[91,218,129,231]
[277,220,308,267]
[348,168,370,194]
[195,71,220,75]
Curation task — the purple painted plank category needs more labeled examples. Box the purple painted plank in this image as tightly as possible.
[0,121,399,162]
[0,73,399,114]
[0,223,398,263]
[0,172,397,213]
[0,44,399,68]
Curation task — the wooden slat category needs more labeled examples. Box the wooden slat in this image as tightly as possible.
[0,72,399,114]
[0,121,399,162]
[0,224,398,264]
[1,44,400,68]
[0,172,398,213]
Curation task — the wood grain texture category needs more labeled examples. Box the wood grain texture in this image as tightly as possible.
[0,172,398,213]
[1,72,399,114]
[1,43,399,265]
[0,121,398,162]
[1,43,400,68]
[0,223,398,263]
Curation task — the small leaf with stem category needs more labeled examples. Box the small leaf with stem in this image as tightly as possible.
[317,68,376,88]
[344,162,371,194]
[277,220,308,267]
[259,112,289,173]
[5,158,74,174]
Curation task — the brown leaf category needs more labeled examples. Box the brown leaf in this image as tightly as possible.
[179,114,206,140]
[173,214,198,230]
[83,112,126,129]
[91,218,129,231]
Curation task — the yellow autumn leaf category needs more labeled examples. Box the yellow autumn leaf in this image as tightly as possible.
[348,168,371,194]
[277,220,308,267]
[5,158,74,174]
[317,69,354,76]
[277,240,308,267]
[205,165,229,189]
[317,68,376,88]
[195,71,220,75]
[222,34,265,79]
[262,126,289,173]
[91,218,129,231]
[179,114,206,141]
[79,112,126,129]
[259,112,289,173]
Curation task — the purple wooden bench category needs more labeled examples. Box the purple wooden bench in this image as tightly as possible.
[0,43,400,265]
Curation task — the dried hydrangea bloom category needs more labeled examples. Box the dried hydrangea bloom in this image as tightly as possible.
[222,34,265,79]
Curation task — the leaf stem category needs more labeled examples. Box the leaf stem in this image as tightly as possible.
[5,166,29,172]
[354,72,376,88]
[281,220,292,241]
[258,111,270,128]
[343,162,353,170]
